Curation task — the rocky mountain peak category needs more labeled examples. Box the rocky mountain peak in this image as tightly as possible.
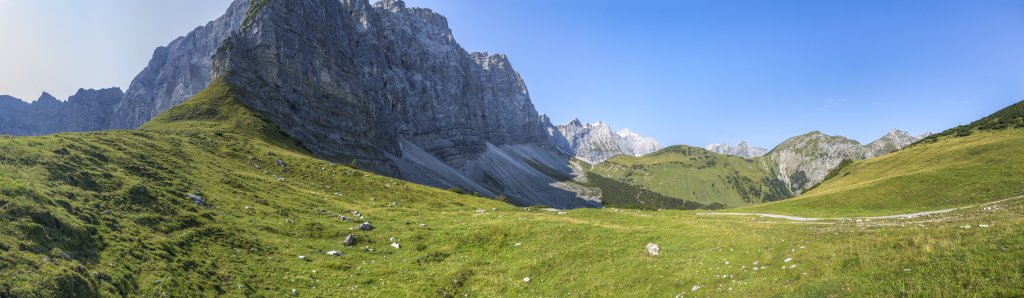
[567,118,583,127]
[617,128,637,138]
[556,119,660,163]
[36,92,59,103]
[373,0,406,11]
[0,88,124,136]
[768,129,925,193]
[705,141,769,158]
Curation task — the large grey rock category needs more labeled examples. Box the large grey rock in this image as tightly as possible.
[556,119,661,163]
[211,0,595,208]
[108,0,250,129]
[0,88,123,136]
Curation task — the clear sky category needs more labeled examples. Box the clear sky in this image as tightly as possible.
[0,0,232,100]
[2,0,1024,149]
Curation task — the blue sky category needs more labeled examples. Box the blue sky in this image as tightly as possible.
[2,0,1024,148]
[0,0,232,101]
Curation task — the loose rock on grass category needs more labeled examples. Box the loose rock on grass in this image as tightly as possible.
[646,243,660,257]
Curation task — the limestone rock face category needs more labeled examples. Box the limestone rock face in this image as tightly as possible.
[108,0,251,129]
[211,0,594,208]
[768,130,923,193]
[0,88,124,136]
[863,129,919,158]
[556,119,661,163]
[705,141,769,159]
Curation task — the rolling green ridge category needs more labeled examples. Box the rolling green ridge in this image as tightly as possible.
[919,99,1024,142]
[741,100,1024,217]
[1,82,1023,296]
[588,146,791,208]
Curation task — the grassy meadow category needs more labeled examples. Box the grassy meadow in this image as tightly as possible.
[1,82,1022,296]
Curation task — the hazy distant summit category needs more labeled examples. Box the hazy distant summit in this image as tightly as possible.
[705,141,769,158]
[557,119,661,163]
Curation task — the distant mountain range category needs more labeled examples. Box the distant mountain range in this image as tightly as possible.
[705,141,769,158]
[581,128,929,208]
[556,119,661,163]
[0,89,123,135]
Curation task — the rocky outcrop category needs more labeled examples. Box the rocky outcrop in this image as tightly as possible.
[108,0,251,129]
[0,88,124,136]
[705,141,769,159]
[615,128,661,157]
[863,129,919,158]
[210,0,594,208]
[556,119,661,163]
[768,130,924,193]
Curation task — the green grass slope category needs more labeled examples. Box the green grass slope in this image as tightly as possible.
[589,146,792,208]
[1,82,1023,296]
[740,100,1024,217]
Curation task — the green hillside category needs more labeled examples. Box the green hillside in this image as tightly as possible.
[588,146,792,208]
[2,82,1024,296]
[741,100,1024,217]
[918,99,1024,142]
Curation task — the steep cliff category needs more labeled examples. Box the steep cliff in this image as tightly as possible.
[210,0,593,208]
[108,0,251,129]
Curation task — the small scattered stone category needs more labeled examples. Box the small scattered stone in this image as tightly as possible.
[523,277,531,283]
[244,205,254,211]
[390,242,400,249]
[343,234,357,246]
[691,285,701,292]
[326,250,342,256]
[418,223,427,228]
[357,222,374,231]
[514,242,522,247]
[645,243,660,257]
[277,159,287,167]
[291,288,298,296]
[784,258,793,263]
[298,255,307,260]
[187,194,206,207]
[340,216,351,221]
[979,224,991,228]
